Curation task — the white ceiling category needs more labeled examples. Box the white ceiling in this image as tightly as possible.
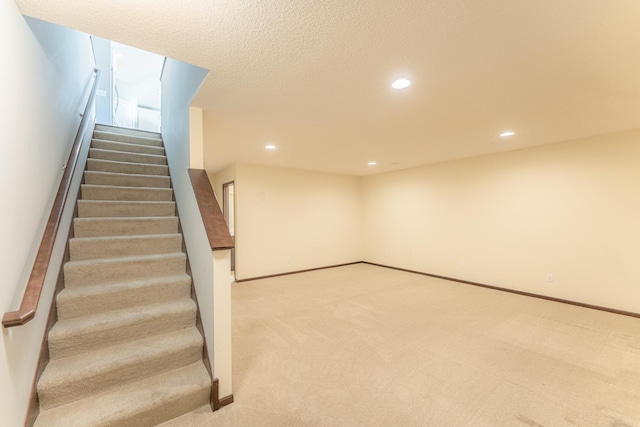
[16,0,640,176]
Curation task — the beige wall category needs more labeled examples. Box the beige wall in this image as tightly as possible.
[362,130,640,313]
[203,106,639,312]
[233,163,363,280]
[212,249,232,398]
[213,165,236,210]
[189,106,204,169]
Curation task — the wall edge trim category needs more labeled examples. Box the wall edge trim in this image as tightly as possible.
[364,262,640,319]
[235,262,362,283]
[218,394,234,408]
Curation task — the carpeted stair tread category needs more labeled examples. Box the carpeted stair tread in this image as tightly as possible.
[48,298,197,359]
[89,148,167,165]
[73,216,179,237]
[69,233,183,261]
[38,328,204,410]
[83,170,171,188]
[95,124,161,139]
[93,130,164,147]
[77,200,176,218]
[87,158,169,176]
[57,274,191,319]
[91,138,165,156]
[80,184,173,202]
[33,362,211,427]
[33,125,212,426]
[64,252,186,288]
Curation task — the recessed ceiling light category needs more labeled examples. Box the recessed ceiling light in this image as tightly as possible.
[500,131,515,137]
[265,144,276,150]
[368,161,377,166]
[391,78,411,89]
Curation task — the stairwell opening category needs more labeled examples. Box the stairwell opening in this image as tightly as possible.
[92,38,164,133]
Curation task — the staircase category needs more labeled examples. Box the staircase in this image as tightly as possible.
[34,125,212,426]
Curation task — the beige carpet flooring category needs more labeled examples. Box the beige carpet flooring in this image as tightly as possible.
[163,263,640,427]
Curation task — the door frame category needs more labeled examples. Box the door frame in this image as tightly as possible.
[222,181,235,271]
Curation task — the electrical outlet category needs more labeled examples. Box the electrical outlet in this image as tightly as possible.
[546,273,554,283]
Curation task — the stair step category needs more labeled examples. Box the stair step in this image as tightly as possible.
[32,124,213,426]
[69,233,182,261]
[73,216,178,237]
[87,158,169,176]
[33,362,210,427]
[92,138,165,156]
[89,148,167,165]
[48,298,197,359]
[38,328,204,410]
[77,200,176,218]
[64,253,186,288]
[80,184,173,202]
[69,233,183,261]
[84,170,171,188]
[95,124,162,140]
[57,274,191,319]
[93,129,163,147]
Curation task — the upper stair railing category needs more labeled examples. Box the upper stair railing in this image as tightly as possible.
[187,168,235,405]
[187,169,234,251]
[2,69,101,328]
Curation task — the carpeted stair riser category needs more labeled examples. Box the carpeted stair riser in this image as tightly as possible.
[77,200,176,218]
[56,274,191,319]
[48,299,197,359]
[80,184,173,202]
[91,139,165,156]
[87,158,169,176]
[38,328,204,410]
[64,253,186,288]
[74,216,179,237]
[89,148,167,165]
[69,234,182,261]
[33,363,211,427]
[83,170,171,188]
[34,125,212,427]
[93,130,164,147]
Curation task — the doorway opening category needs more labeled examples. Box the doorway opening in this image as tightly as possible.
[92,38,164,132]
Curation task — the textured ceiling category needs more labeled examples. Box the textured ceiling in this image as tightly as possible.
[16,0,640,176]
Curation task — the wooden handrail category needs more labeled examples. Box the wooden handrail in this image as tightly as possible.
[2,70,101,328]
[188,169,235,251]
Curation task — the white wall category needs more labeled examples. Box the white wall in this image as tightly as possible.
[160,57,218,372]
[234,163,363,280]
[92,36,113,126]
[162,59,234,399]
[0,5,95,426]
[362,130,640,313]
